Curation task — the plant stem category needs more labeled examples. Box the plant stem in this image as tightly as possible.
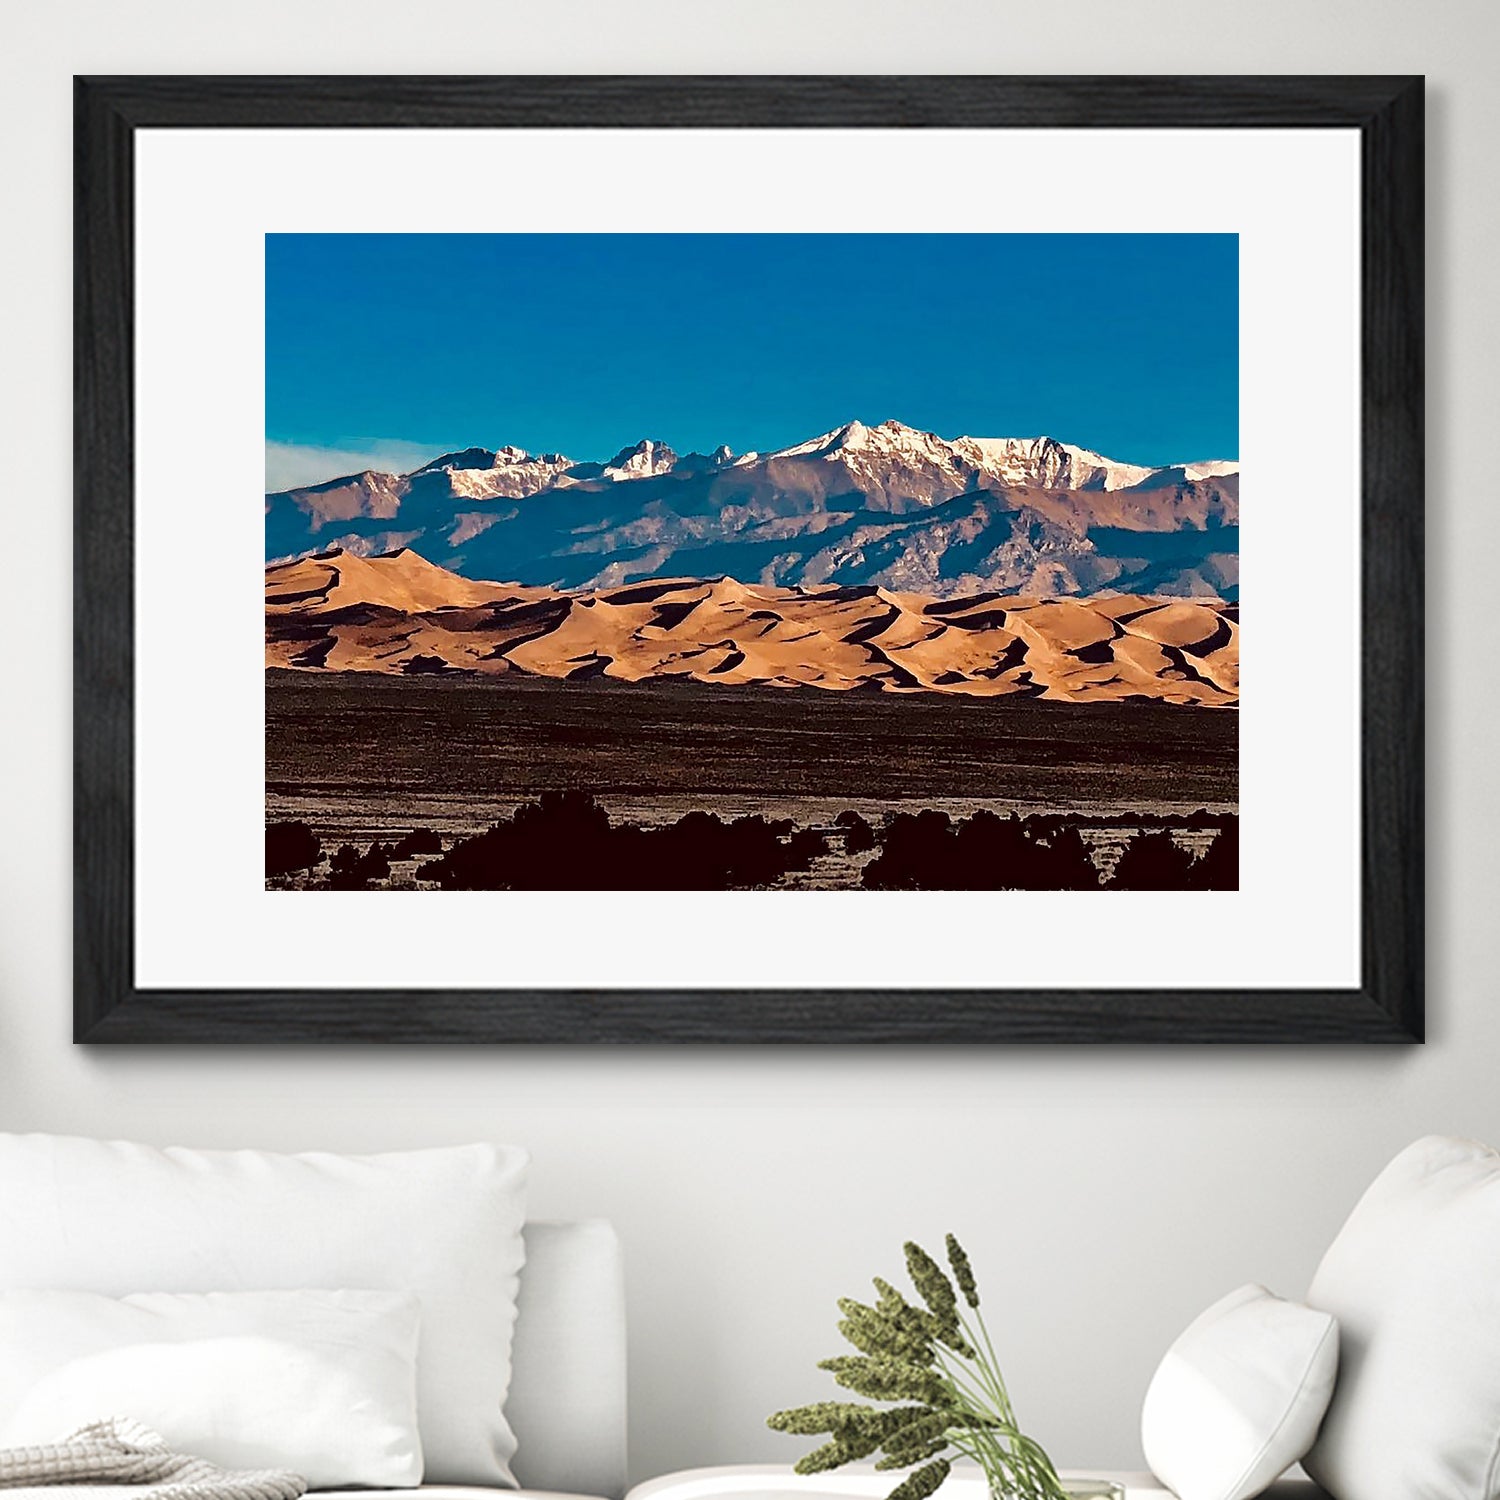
[927,1321,1066,1500]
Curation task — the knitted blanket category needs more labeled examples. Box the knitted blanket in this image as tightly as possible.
[0,1419,306,1500]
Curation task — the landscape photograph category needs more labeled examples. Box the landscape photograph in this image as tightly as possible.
[265,232,1239,893]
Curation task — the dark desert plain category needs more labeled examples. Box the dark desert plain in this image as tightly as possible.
[265,668,1238,893]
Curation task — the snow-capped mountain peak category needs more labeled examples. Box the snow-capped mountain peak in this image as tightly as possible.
[953,435,1238,492]
[771,418,961,466]
[286,424,1235,504]
[1182,459,1240,482]
[766,422,859,460]
[750,420,1239,492]
[603,439,678,481]
[1052,441,1156,492]
[415,445,576,501]
[414,446,499,474]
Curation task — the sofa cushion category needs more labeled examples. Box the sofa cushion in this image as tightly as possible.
[0,1288,422,1488]
[1304,1135,1500,1500]
[0,1134,527,1487]
[1141,1284,1338,1500]
[509,1221,627,1498]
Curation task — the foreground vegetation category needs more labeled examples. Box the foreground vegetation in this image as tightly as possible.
[267,793,1238,891]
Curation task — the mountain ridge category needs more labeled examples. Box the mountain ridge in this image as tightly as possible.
[265,418,1238,601]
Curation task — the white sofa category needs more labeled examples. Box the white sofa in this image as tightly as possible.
[22,1132,1499,1500]
[0,1136,627,1500]
[0,1211,628,1500]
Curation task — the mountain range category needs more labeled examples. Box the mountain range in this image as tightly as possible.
[266,419,1238,600]
[266,547,1238,707]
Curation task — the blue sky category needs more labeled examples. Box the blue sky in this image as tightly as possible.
[266,233,1237,487]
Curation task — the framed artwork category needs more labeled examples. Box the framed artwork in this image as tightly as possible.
[74,75,1423,1042]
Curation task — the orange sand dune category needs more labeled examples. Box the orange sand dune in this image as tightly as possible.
[266,547,1238,707]
[265,547,551,614]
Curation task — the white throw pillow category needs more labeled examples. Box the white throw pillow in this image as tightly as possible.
[0,1289,421,1489]
[1304,1135,1500,1500]
[0,1134,528,1487]
[1142,1283,1338,1500]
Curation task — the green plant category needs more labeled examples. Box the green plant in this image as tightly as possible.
[767,1236,1068,1500]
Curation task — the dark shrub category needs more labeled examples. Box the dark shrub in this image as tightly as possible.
[860,810,954,890]
[1110,829,1198,890]
[862,808,1098,891]
[836,811,878,855]
[1188,817,1239,890]
[266,821,321,880]
[328,841,394,890]
[984,818,1098,891]
[361,841,393,884]
[393,828,443,859]
[787,826,829,872]
[414,792,829,891]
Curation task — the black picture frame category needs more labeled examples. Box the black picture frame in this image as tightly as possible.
[74,75,1424,1044]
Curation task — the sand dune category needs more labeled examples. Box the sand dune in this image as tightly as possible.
[265,546,551,613]
[266,547,1238,707]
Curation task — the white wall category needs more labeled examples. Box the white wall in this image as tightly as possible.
[1,0,1493,1484]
